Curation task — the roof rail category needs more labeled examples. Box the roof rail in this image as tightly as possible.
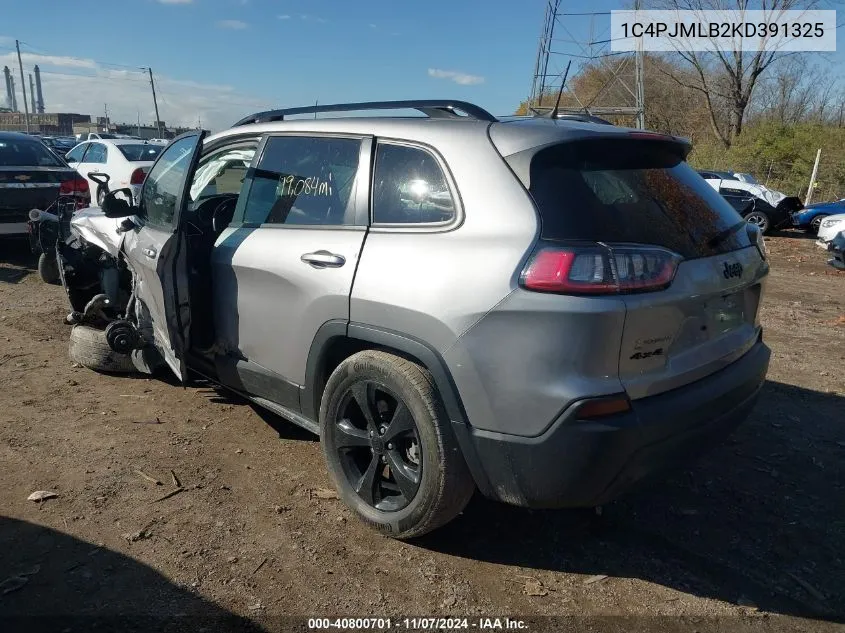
[232,100,497,127]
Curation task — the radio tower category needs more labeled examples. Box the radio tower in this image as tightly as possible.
[528,0,645,128]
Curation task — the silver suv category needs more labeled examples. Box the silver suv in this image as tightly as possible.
[58,100,771,539]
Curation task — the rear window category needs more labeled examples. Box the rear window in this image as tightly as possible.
[118,144,163,161]
[0,138,64,167]
[523,140,751,258]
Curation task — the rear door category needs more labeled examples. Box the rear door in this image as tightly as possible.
[122,132,206,380]
[211,134,370,410]
[523,137,768,400]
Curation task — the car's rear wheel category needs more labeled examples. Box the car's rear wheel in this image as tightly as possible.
[744,210,770,234]
[320,350,474,539]
[810,214,828,234]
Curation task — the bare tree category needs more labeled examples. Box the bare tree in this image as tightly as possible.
[648,0,821,147]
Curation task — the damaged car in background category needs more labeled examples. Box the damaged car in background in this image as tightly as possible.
[698,170,801,234]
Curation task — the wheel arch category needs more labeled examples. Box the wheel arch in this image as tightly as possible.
[303,321,494,497]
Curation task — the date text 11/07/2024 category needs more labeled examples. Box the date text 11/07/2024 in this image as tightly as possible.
[307,617,528,630]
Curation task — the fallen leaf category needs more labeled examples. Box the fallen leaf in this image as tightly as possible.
[312,488,339,500]
[523,579,549,597]
[123,530,151,543]
[583,574,609,585]
[27,490,58,503]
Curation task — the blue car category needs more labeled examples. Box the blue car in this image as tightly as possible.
[792,199,845,233]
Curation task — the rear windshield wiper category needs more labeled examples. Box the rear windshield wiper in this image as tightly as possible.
[708,220,748,249]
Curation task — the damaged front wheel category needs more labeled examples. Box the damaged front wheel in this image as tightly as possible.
[69,325,136,374]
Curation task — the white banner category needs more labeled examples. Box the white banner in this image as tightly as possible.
[610,10,836,52]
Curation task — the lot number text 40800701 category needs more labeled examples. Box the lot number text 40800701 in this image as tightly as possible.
[307,617,528,630]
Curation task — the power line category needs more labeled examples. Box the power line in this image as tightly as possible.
[18,41,145,71]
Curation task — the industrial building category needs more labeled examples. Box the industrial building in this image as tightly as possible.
[0,111,91,135]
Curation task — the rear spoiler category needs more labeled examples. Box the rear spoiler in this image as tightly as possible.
[626,131,692,159]
[501,130,694,190]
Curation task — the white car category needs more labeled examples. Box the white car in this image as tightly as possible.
[701,174,788,209]
[63,139,163,206]
[816,213,845,247]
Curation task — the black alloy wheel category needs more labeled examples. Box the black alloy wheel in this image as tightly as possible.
[332,381,422,512]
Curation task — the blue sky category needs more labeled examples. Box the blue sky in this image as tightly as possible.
[3,0,594,129]
[3,0,838,131]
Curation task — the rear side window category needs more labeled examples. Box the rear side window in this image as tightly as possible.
[372,143,456,224]
[84,143,107,164]
[242,136,361,226]
[524,140,752,258]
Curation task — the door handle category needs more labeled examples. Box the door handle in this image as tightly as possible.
[143,247,157,259]
[300,250,346,268]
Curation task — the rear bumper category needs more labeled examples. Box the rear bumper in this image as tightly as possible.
[469,339,770,508]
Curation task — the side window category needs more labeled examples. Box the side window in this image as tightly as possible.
[139,136,199,229]
[372,143,456,225]
[242,136,361,226]
[65,143,88,164]
[189,145,257,202]
[85,143,107,164]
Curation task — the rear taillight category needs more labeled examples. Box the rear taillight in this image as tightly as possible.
[130,168,147,185]
[520,243,681,295]
[59,176,91,209]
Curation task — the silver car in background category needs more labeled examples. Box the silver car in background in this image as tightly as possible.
[57,100,771,539]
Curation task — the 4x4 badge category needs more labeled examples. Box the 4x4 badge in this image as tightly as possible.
[723,261,743,279]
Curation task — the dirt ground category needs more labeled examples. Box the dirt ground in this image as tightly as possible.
[1,231,844,633]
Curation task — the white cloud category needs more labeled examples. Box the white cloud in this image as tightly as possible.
[369,23,377,29]
[2,51,97,69]
[0,51,270,132]
[427,68,485,86]
[278,14,291,19]
[217,19,248,29]
[299,14,326,23]
[157,0,194,4]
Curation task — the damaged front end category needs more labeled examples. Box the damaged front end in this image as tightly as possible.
[58,210,164,374]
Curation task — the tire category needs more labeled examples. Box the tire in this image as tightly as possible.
[320,350,475,539]
[37,253,61,285]
[810,215,828,234]
[69,325,136,374]
[743,210,770,234]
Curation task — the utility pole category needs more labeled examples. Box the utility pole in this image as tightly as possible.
[15,40,30,133]
[28,74,36,122]
[148,68,162,138]
[805,148,822,206]
[633,0,645,129]
[104,103,109,130]
[137,111,141,136]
